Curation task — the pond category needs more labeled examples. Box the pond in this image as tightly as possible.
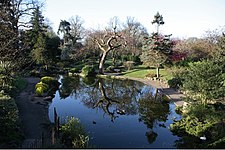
[48,75,181,148]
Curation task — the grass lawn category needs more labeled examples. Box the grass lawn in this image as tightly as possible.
[123,65,174,81]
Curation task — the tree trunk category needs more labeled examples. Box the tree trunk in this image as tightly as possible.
[156,66,159,78]
[99,51,108,74]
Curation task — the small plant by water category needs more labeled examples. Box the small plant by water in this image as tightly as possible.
[61,117,89,148]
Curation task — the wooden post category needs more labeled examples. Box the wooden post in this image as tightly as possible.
[52,107,58,145]
[54,107,57,124]
[51,127,55,145]
[57,116,60,138]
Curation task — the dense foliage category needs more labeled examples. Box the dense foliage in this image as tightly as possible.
[170,33,225,148]
[182,60,225,104]
[170,103,225,148]
[61,117,89,148]
[1,0,225,148]
[0,94,23,148]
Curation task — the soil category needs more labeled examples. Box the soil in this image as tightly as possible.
[15,77,52,148]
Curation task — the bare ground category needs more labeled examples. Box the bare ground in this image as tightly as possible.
[15,77,52,148]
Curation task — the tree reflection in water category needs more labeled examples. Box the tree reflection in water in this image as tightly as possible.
[58,75,170,144]
[138,93,170,143]
[59,75,80,99]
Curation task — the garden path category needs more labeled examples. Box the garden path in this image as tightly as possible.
[15,77,51,148]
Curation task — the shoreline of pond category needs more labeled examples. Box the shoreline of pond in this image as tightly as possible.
[69,72,185,107]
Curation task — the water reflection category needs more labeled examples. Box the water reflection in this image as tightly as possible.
[138,93,170,144]
[58,76,150,121]
[49,75,180,148]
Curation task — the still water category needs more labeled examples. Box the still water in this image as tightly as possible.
[48,75,181,148]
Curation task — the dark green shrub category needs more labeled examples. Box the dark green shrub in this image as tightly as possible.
[81,65,95,77]
[170,103,225,148]
[168,77,182,89]
[0,95,23,148]
[129,55,141,64]
[82,77,96,86]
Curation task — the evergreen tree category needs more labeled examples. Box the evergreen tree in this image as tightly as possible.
[182,60,225,104]
[46,29,61,63]
[32,33,48,65]
[28,6,49,68]
[151,12,165,33]
[57,20,72,45]
[140,12,173,78]
[28,6,46,49]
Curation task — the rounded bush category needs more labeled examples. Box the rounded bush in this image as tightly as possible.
[35,82,49,96]
[35,82,49,90]
[36,87,44,96]
[82,77,96,86]
[41,76,60,87]
[41,76,55,84]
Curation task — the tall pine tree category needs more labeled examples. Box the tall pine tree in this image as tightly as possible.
[29,6,49,69]
[140,12,173,78]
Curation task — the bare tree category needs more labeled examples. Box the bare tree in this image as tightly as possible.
[91,23,126,74]
[69,15,85,44]
[0,0,39,69]
[123,17,148,57]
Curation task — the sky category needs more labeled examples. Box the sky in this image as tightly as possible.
[43,0,225,39]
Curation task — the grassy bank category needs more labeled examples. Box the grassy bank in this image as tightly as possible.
[123,66,174,81]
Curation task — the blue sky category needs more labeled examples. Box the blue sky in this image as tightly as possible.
[43,0,225,38]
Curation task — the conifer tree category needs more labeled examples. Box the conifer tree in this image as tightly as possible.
[140,12,173,78]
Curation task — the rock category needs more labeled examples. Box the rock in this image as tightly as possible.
[43,96,53,101]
